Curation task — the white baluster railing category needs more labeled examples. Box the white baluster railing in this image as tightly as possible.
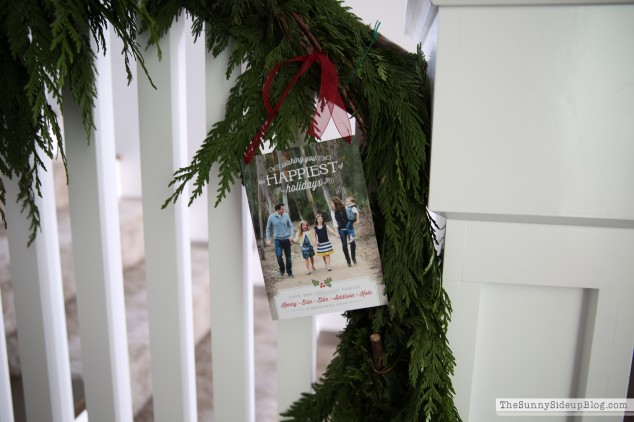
[5,156,74,422]
[137,19,198,422]
[0,283,13,422]
[64,30,134,421]
[1,20,326,422]
[204,32,256,420]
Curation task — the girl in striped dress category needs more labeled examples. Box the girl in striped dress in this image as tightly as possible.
[313,213,339,271]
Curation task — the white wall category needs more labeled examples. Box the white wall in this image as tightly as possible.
[422,2,634,421]
[110,30,143,199]
[344,0,418,52]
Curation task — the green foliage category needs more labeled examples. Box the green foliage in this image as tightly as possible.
[153,1,461,420]
[311,276,332,288]
[2,0,461,419]
[0,0,152,244]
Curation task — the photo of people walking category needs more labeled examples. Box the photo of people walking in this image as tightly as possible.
[241,138,387,320]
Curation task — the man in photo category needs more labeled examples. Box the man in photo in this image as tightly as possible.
[265,202,295,278]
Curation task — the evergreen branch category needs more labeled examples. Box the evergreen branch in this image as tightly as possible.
[2,0,460,419]
[0,0,158,243]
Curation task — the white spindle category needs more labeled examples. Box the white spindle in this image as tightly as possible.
[137,19,197,421]
[5,157,74,422]
[0,287,14,422]
[181,16,209,243]
[207,177,255,422]
[64,28,134,422]
[205,38,255,420]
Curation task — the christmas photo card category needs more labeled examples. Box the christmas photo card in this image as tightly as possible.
[241,138,387,320]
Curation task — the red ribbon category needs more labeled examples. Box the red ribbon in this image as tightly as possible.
[244,51,352,164]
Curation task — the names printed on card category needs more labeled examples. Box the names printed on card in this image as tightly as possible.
[275,278,385,319]
[280,291,371,308]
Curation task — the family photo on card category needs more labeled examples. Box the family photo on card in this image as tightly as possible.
[241,138,387,320]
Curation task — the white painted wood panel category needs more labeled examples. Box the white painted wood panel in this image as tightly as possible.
[427,4,634,421]
[578,289,634,400]
[442,220,634,290]
[430,5,634,223]
[442,280,482,418]
[469,283,584,421]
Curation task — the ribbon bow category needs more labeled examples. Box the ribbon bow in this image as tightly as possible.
[244,51,352,164]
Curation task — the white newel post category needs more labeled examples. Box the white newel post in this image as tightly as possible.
[64,28,135,422]
[5,157,74,422]
[137,17,198,422]
[423,2,634,421]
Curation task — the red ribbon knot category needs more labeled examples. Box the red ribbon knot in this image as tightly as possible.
[244,51,352,164]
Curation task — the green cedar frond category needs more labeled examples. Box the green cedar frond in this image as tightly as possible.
[0,0,157,244]
[2,0,461,419]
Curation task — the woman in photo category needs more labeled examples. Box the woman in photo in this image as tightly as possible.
[314,213,338,271]
[294,221,317,275]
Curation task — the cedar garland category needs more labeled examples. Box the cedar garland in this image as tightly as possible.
[0,0,155,244]
[0,1,461,420]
